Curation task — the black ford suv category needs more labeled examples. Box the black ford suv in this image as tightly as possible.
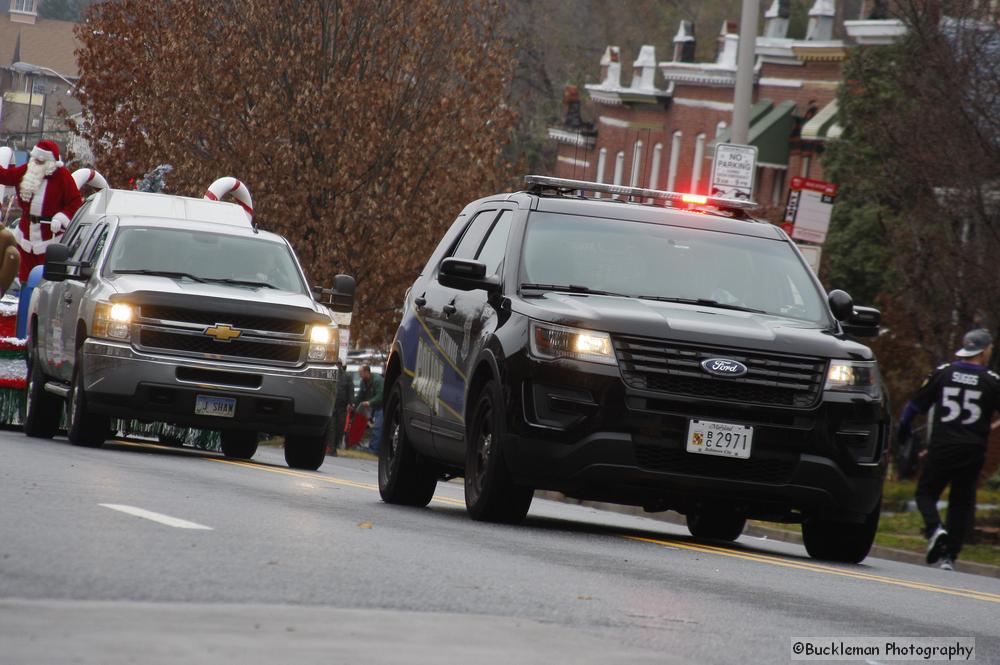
[379,175,889,563]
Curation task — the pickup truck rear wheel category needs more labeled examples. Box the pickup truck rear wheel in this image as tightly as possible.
[379,382,437,506]
[220,430,258,460]
[284,431,326,471]
[802,499,881,563]
[24,349,60,439]
[67,351,110,448]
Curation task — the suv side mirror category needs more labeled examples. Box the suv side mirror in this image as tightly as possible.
[43,244,70,282]
[828,289,854,321]
[439,258,499,293]
[842,305,881,338]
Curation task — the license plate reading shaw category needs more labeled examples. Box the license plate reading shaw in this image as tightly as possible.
[686,419,753,459]
[195,395,237,418]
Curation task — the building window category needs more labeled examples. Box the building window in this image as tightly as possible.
[629,140,643,188]
[715,121,728,138]
[649,143,663,190]
[13,0,36,13]
[613,151,625,187]
[772,169,786,207]
[594,148,608,198]
[691,133,706,193]
[667,130,682,191]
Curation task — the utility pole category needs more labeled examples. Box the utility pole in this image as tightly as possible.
[731,0,760,144]
[23,73,34,147]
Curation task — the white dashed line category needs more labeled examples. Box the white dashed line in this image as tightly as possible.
[99,504,213,530]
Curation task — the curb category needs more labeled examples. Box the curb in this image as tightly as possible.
[536,491,1000,579]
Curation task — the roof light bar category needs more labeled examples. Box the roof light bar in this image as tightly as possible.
[523,175,759,211]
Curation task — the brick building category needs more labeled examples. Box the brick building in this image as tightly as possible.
[548,0,904,208]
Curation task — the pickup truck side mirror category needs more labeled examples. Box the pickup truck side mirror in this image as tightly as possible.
[439,258,500,293]
[43,244,70,282]
[313,275,356,313]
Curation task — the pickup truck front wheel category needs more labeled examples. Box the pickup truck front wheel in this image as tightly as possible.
[24,349,60,439]
[284,431,326,471]
[220,430,258,460]
[67,351,110,448]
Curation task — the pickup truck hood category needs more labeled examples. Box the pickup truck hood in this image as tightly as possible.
[513,293,873,360]
[108,274,320,313]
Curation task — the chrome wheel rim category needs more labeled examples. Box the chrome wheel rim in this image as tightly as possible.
[475,406,492,491]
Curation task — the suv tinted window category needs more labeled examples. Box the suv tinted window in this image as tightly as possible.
[451,210,497,260]
[475,210,512,276]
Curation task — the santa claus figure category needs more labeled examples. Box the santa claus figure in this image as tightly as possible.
[0,140,82,283]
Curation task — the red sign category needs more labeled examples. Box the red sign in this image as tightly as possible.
[784,177,838,245]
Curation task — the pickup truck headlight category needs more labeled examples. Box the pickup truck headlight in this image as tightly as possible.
[307,325,339,362]
[530,321,617,365]
[93,302,132,341]
[825,360,881,397]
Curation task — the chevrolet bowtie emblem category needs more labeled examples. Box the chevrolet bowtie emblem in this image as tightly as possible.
[204,324,242,342]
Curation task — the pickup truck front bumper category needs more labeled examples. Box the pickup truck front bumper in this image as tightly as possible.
[81,339,337,436]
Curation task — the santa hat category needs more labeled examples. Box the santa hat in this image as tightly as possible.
[30,140,63,167]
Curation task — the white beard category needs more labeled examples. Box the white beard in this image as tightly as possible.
[20,160,56,203]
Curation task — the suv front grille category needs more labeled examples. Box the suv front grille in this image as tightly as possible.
[614,336,825,408]
[139,305,306,335]
[634,445,796,484]
[138,329,302,364]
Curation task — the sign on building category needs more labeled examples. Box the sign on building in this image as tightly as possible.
[709,144,757,200]
[783,177,838,245]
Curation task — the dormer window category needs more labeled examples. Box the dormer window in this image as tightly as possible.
[11,0,37,13]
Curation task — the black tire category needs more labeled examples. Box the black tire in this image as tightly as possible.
[464,380,533,523]
[66,350,110,448]
[686,507,747,542]
[284,430,327,470]
[378,382,437,506]
[220,429,258,460]
[802,499,881,563]
[23,347,61,439]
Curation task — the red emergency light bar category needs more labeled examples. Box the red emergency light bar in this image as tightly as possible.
[523,175,759,211]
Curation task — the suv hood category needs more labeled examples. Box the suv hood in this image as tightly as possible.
[514,293,873,360]
[108,274,320,313]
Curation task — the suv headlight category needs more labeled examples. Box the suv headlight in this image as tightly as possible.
[307,324,340,362]
[825,360,881,396]
[530,321,617,365]
[93,302,132,341]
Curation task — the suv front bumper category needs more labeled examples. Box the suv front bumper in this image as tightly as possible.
[81,339,337,435]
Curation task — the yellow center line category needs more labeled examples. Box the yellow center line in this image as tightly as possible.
[201,448,1000,605]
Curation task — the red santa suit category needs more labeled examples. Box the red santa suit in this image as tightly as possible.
[0,141,82,282]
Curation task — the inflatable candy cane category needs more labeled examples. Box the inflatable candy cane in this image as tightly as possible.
[203,177,253,222]
[72,168,109,192]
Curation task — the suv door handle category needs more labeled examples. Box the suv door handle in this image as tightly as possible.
[443,303,457,316]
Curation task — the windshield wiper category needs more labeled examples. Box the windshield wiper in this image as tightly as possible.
[635,295,767,314]
[202,277,279,289]
[113,269,206,283]
[519,283,631,297]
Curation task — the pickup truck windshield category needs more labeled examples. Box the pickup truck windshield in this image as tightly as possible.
[519,212,829,324]
[103,227,306,294]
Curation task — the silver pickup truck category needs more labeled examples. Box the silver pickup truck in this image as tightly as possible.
[24,186,354,470]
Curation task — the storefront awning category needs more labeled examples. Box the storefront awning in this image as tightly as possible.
[801,99,842,142]
[709,99,796,168]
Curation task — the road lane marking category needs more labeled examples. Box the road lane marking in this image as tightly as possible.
[629,536,1000,604]
[204,454,1000,604]
[99,504,213,530]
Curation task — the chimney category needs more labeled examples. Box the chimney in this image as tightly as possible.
[716,21,740,67]
[806,0,836,41]
[631,45,657,91]
[599,46,622,88]
[563,85,582,128]
[715,20,738,61]
[672,21,696,63]
[866,0,889,19]
[764,0,791,38]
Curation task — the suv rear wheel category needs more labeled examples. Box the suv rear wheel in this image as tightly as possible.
[24,345,61,439]
[686,507,747,542]
[284,431,327,470]
[379,382,437,506]
[220,430,258,460]
[67,350,110,448]
[801,499,881,563]
[464,380,533,523]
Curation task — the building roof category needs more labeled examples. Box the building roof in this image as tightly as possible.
[0,16,79,78]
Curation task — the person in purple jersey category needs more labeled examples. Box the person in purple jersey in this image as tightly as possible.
[897,328,1000,571]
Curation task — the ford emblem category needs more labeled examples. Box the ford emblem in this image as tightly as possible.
[700,358,748,378]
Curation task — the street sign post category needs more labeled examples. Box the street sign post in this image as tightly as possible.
[709,144,757,201]
[782,177,838,244]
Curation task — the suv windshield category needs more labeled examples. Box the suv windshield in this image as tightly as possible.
[519,212,829,324]
[103,227,306,294]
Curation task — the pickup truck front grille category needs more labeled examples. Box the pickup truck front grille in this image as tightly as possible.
[139,305,306,335]
[138,329,303,364]
[614,336,825,408]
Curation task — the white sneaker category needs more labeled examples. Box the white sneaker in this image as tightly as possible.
[926,526,949,564]
[939,557,955,571]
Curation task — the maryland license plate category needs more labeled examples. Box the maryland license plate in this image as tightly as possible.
[685,419,753,460]
[194,395,236,418]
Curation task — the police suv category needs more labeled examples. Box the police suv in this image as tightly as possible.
[379,175,889,563]
[25,182,354,470]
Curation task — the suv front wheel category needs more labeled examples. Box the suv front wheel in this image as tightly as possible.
[464,380,533,524]
[801,499,881,563]
[686,507,746,542]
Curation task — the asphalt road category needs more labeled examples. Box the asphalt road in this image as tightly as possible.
[1,429,998,664]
